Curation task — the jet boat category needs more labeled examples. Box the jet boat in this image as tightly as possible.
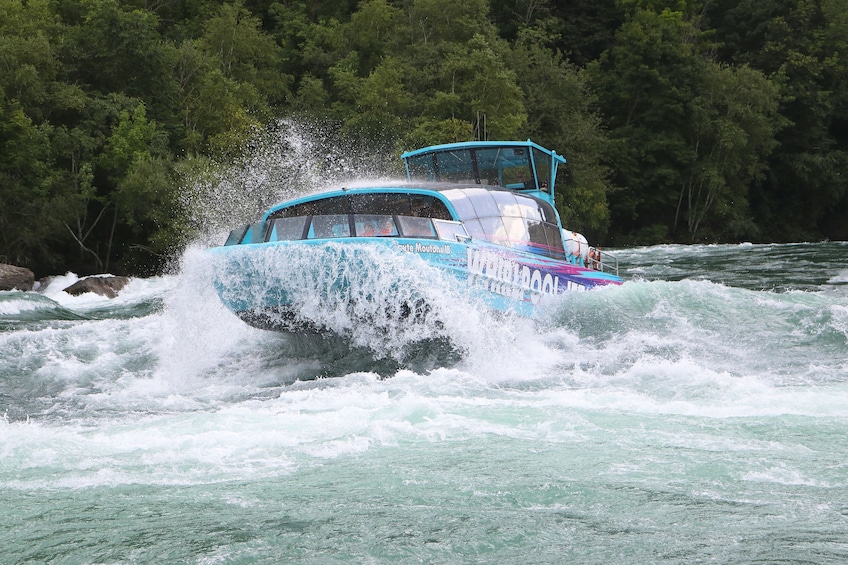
[209,140,621,333]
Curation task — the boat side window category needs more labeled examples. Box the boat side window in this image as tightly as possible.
[473,148,505,185]
[532,148,553,193]
[406,154,437,181]
[225,225,249,245]
[491,191,525,219]
[351,193,409,216]
[269,202,308,219]
[433,219,470,242]
[397,216,437,238]
[542,223,565,254]
[538,200,557,224]
[354,215,397,237]
[436,150,475,183]
[527,220,549,250]
[462,218,485,240]
[500,216,530,247]
[311,197,350,215]
[269,217,308,241]
[345,193,453,221]
[307,215,350,239]
[521,203,542,221]
[244,221,269,243]
[491,190,517,207]
[512,195,542,221]
[407,194,453,220]
[502,157,535,189]
[479,217,510,246]
[272,196,350,219]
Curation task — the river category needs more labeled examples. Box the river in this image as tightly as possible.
[2,240,847,563]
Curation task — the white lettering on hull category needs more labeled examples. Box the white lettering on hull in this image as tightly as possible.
[396,242,451,254]
[466,248,585,304]
[415,242,451,254]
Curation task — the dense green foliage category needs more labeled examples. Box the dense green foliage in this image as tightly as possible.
[1,0,846,275]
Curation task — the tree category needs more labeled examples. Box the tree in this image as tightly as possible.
[0,0,90,271]
[330,55,414,140]
[588,9,703,243]
[589,8,782,243]
[64,0,178,121]
[406,0,492,45]
[510,27,614,239]
[348,0,406,74]
[708,0,848,241]
[490,0,625,67]
[201,0,290,107]
[0,100,57,266]
[400,1,528,145]
[674,63,782,241]
[113,156,178,273]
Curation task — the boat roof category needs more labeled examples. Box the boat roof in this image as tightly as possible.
[264,181,531,208]
[401,140,566,163]
[261,182,560,225]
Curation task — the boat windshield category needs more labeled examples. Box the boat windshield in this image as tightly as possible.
[405,146,557,195]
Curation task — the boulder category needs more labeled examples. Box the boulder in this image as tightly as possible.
[0,264,35,291]
[63,276,130,298]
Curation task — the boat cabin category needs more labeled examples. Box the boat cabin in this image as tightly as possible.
[224,185,567,259]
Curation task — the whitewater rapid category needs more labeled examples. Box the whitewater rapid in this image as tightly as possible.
[1,242,847,563]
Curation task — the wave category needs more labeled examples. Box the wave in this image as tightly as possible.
[2,243,847,427]
[0,291,87,325]
[615,241,848,291]
[827,269,848,285]
[539,278,847,387]
[4,365,848,491]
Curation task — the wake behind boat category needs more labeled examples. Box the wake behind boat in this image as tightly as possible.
[208,140,622,334]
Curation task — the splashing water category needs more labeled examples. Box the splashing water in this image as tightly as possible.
[178,119,405,247]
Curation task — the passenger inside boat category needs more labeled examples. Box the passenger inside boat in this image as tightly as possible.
[376,217,397,236]
[360,221,378,236]
[356,215,398,237]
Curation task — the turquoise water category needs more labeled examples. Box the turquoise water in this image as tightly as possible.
[1,242,847,563]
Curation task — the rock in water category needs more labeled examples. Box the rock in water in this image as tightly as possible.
[63,276,130,298]
[0,264,35,291]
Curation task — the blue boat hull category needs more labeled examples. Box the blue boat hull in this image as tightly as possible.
[208,237,621,334]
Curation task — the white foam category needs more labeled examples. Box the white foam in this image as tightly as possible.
[827,269,848,285]
[37,272,83,299]
[742,465,830,487]
[4,348,848,492]
[0,293,50,315]
[34,272,176,314]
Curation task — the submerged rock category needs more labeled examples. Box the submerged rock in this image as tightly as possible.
[63,276,130,298]
[0,264,35,291]
[34,276,55,292]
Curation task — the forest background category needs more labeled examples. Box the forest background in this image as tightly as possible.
[2,0,846,276]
